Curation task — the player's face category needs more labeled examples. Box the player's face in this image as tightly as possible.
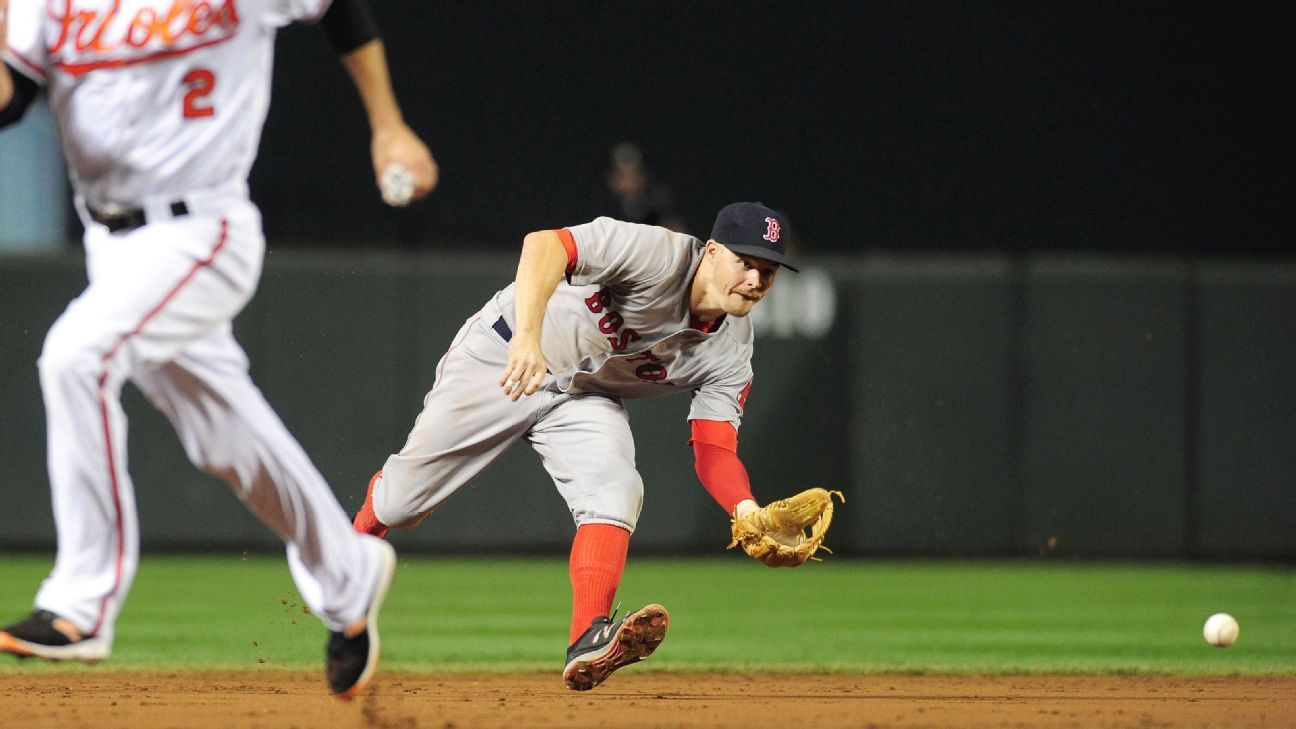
[716,247,779,317]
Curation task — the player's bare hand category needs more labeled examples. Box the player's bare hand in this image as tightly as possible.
[371,122,438,201]
[499,338,547,402]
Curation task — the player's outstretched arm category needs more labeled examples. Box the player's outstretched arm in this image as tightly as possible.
[499,231,568,401]
[690,419,758,516]
[339,40,438,201]
[319,0,435,201]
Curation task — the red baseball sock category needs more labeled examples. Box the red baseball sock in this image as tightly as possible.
[353,471,389,539]
[568,523,630,645]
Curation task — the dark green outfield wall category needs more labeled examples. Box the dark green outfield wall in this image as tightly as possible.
[1,252,1292,558]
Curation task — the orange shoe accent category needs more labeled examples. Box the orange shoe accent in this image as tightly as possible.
[353,471,389,539]
[569,523,630,644]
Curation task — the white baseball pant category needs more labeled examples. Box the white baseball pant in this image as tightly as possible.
[33,189,388,644]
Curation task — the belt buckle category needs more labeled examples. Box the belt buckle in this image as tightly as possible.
[93,202,140,233]
[91,202,127,227]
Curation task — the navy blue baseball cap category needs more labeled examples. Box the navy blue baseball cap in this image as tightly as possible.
[709,202,798,272]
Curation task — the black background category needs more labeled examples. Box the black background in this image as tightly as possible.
[252,1,1293,254]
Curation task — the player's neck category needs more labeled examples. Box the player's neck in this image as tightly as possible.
[688,266,725,323]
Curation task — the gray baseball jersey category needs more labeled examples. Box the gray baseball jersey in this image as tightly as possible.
[372,217,756,532]
[490,217,754,424]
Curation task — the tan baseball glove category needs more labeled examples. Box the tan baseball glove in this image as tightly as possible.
[728,488,844,567]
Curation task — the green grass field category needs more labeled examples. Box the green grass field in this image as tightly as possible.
[1,555,1293,675]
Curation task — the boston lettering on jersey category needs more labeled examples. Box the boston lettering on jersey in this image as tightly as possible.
[49,0,241,77]
[584,287,668,382]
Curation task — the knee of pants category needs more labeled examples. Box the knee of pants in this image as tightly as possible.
[371,470,435,530]
[569,473,644,532]
[38,323,108,386]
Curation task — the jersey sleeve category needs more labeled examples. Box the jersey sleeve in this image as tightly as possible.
[262,0,333,27]
[3,0,49,85]
[564,217,686,288]
[688,367,754,428]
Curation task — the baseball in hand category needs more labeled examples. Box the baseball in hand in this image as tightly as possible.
[1202,612,1239,648]
[380,164,415,207]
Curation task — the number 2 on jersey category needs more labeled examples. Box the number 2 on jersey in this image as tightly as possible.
[182,69,217,119]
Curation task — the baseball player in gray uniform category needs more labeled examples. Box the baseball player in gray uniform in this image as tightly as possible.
[0,0,435,700]
[353,201,796,690]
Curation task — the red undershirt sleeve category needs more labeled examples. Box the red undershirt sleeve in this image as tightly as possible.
[689,419,754,516]
[555,228,578,275]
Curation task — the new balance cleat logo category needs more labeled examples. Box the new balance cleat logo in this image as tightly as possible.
[562,604,669,691]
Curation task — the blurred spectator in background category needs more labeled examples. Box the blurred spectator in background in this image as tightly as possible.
[600,142,686,231]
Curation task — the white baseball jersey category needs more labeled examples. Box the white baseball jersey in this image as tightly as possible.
[373,218,758,533]
[4,0,326,208]
[487,217,755,427]
[4,0,393,648]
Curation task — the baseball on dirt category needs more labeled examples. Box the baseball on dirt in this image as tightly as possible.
[380,164,415,207]
[1202,612,1239,648]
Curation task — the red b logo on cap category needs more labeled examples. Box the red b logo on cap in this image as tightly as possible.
[763,217,781,243]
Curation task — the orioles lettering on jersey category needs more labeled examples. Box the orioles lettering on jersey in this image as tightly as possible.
[49,0,241,77]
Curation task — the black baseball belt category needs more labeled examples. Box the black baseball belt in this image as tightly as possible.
[88,200,190,234]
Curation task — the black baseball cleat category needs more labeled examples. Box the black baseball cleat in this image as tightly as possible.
[0,609,110,663]
[562,603,669,691]
[326,539,397,700]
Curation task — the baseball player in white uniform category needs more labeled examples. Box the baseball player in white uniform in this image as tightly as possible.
[352,201,797,690]
[0,0,436,700]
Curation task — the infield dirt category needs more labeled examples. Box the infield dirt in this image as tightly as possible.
[1,671,1293,728]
